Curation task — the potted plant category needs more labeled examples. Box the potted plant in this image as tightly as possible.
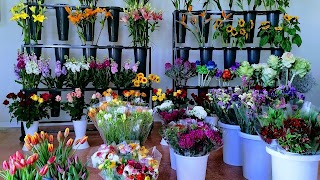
[110,60,139,89]
[164,58,197,87]
[261,0,290,26]
[56,88,89,149]
[89,57,112,90]
[122,0,163,73]
[3,91,51,151]
[64,56,91,89]
[165,121,222,180]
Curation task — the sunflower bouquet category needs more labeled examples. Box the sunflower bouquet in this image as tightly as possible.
[132,73,160,88]
[231,19,254,49]
[213,11,234,47]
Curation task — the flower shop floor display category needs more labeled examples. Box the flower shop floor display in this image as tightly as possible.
[0,123,248,179]
[239,132,271,180]
[266,146,320,180]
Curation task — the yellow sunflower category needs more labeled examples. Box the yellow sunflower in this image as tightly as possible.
[155,76,160,83]
[261,25,270,30]
[214,19,223,30]
[226,25,233,33]
[141,77,148,84]
[274,26,283,31]
[231,28,238,36]
[240,28,246,36]
[238,19,245,27]
[284,14,292,22]
[134,80,140,87]
[137,73,144,77]
[148,74,156,81]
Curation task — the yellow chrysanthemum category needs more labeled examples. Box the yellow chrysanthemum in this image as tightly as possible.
[32,14,47,23]
[31,94,39,101]
[240,28,246,35]
[38,98,44,104]
[226,25,233,33]
[152,96,158,101]
[238,19,245,27]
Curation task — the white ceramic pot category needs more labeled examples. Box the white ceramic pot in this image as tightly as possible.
[72,116,90,150]
[266,146,320,180]
[22,121,39,151]
[160,138,168,146]
[218,121,242,166]
[175,152,209,180]
[239,132,271,180]
[169,147,176,170]
[204,115,218,127]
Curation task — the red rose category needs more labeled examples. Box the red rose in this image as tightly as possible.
[116,164,124,175]
[136,173,145,180]
[3,100,9,105]
[222,69,231,80]
[153,88,157,94]
[41,93,52,101]
[6,93,16,99]
[17,91,25,99]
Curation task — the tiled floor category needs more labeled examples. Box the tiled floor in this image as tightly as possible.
[0,122,245,180]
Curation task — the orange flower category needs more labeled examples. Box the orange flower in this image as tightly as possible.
[69,15,80,25]
[31,136,39,146]
[112,92,118,99]
[49,135,54,144]
[188,5,193,12]
[135,91,141,97]
[48,144,54,152]
[222,10,232,20]
[25,143,33,151]
[105,10,113,19]
[124,91,131,98]
[64,6,72,14]
[40,131,45,140]
[129,90,135,96]
[80,136,88,144]
[199,11,206,18]
[64,128,69,138]
[57,131,63,142]
[24,134,32,144]
[141,92,147,98]
[66,138,74,147]
[34,132,40,141]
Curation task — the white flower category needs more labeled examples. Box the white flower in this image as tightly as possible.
[103,113,112,120]
[91,94,97,99]
[116,106,127,114]
[187,106,207,120]
[281,52,296,68]
[25,61,40,75]
[157,100,174,111]
[251,63,262,71]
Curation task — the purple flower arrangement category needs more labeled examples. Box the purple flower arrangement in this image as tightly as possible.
[41,60,67,89]
[90,58,112,89]
[165,121,222,156]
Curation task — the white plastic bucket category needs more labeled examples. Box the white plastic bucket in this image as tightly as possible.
[73,116,89,149]
[169,147,176,170]
[266,146,320,180]
[175,152,209,180]
[218,121,242,166]
[204,115,219,127]
[22,121,39,151]
[239,132,271,180]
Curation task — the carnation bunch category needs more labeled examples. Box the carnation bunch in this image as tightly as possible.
[165,58,196,87]
[90,58,112,89]
[159,109,186,125]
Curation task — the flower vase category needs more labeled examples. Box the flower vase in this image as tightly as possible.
[266,146,320,180]
[244,11,256,43]
[107,7,121,42]
[169,147,176,170]
[199,47,213,65]
[271,47,284,57]
[49,90,61,117]
[55,4,69,41]
[175,152,210,180]
[175,10,187,43]
[267,11,280,27]
[198,13,211,43]
[204,115,218,127]
[72,116,89,150]
[82,46,97,60]
[239,132,271,180]
[218,121,242,166]
[224,47,237,69]
[84,21,95,42]
[134,47,148,74]
[22,121,39,151]
[247,47,261,64]
[176,47,191,61]
[54,45,70,64]
[108,45,123,71]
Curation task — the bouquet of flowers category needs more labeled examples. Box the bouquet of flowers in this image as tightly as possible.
[111,60,139,88]
[121,90,148,106]
[164,89,189,109]
[14,52,44,89]
[90,142,162,180]
[165,121,222,156]
[0,151,46,180]
[165,58,196,87]
[88,99,153,144]
[41,60,67,89]
[151,88,167,107]
[3,91,51,128]
[195,60,217,87]
[122,1,163,47]
[186,106,208,120]
[158,109,186,125]
[64,56,91,89]
[90,58,112,89]
[218,62,240,86]
[56,88,88,120]
[191,92,215,116]
[213,11,234,46]
[132,73,161,88]
[231,19,254,48]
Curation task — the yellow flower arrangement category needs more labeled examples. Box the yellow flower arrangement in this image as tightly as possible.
[152,88,166,103]
[238,19,245,27]
[132,73,160,87]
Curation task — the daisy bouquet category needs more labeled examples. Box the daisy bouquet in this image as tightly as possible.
[64,56,91,89]
[90,142,162,180]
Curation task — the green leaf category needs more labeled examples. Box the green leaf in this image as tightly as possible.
[288,28,296,35]
[292,34,302,47]
[260,35,269,47]
[294,25,301,32]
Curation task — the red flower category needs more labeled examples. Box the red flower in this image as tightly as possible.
[3,100,9,105]
[153,88,157,94]
[41,93,52,101]
[222,69,231,80]
[116,164,124,175]
[6,93,16,99]
[136,173,146,180]
[17,91,25,99]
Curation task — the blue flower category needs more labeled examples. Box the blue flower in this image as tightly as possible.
[206,61,217,70]
[195,60,201,66]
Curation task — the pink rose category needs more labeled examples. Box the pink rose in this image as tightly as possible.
[71,92,76,97]
[96,92,102,99]
[75,89,82,98]
[55,95,62,102]
[66,93,73,103]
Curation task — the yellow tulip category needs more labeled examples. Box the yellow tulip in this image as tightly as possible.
[38,98,44,104]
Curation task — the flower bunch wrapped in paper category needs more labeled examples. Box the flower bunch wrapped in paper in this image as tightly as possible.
[90,142,162,180]
[88,99,153,144]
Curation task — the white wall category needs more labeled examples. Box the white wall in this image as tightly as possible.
[0,0,319,127]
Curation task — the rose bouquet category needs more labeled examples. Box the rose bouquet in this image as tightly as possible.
[90,58,112,89]
[165,58,197,87]
[132,73,160,88]
[3,91,51,128]
[41,60,67,89]
[56,88,88,120]
[195,60,217,87]
[90,142,162,180]
[64,56,91,89]
[165,121,222,156]
[111,60,139,88]
[0,151,46,180]
[14,52,43,89]
[88,99,153,144]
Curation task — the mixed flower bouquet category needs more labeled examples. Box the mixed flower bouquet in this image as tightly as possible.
[165,58,197,87]
[111,60,139,88]
[132,73,160,88]
[3,91,51,128]
[14,52,43,89]
[122,1,163,47]
[41,60,67,89]
[165,121,222,156]
[64,56,91,89]
[151,88,167,107]
[90,58,112,89]
[195,60,217,87]
[0,151,46,180]
[191,92,215,116]
[56,88,88,120]
[218,62,240,86]
[88,99,153,144]
[90,142,162,180]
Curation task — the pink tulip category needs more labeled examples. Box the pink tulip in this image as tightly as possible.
[39,164,48,176]
[20,159,26,167]
[55,95,62,102]
[47,156,56,165]
[15,151,24,161]
[14,161,24,169]
[2,161,9,170]
[9,163,16,175]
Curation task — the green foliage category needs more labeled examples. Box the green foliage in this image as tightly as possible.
[261,0,290,11]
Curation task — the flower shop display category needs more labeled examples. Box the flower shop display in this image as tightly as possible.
[89,57,112,89]
[195,60,217,87]
[64,56,91,89]
[0,151,47,180]
[165,121,222,180]
[191,92,218,126]
[110,60,139,88]
[24,128,89,179]
[164,58,197,87]
[90,142,161,180]
[88,99,153,144]
[56,88,89,149]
